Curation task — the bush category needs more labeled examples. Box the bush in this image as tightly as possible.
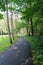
[24,35,43,65]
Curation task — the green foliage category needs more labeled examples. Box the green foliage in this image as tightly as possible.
[15,21,27,33]
[24,35,43,65]
[13,0,43,35]
[0,0,43,64]
[0,13,3,19]
[0,0,43,35]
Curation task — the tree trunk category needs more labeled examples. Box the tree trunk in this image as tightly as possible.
[27,21,30,36]
[30,18,34,35]
[27,18,34,36]
[6,1,13,44]
[11,11,14,40]
[29,2,34,35]
[10,3,14,40]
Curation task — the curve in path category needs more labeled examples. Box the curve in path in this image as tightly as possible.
[0,37,33,65]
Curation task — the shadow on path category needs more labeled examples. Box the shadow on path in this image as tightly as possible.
[0,37,33,65]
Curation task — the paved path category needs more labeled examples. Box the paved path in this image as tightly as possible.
[0,37,33,65]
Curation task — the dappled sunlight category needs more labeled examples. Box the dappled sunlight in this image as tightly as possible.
[0,0,43,65]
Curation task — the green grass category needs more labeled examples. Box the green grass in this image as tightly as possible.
[0,35,43,65]
[0,37,10,53]
[0,36,18,53]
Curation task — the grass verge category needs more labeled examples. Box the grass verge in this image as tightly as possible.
[0,36,18,53]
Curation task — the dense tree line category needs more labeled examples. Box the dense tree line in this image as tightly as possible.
[13,0,43,36]
[0,0,43,41]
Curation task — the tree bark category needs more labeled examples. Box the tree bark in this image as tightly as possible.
[30,18,34,35]
[6,1,13,44]
[11,11,14,40]
[27,20,30,36]
[29,2,34,35]
[10,3,14,40]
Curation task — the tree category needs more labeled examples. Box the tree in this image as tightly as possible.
[6,0,13,44]
[10,3,14,41]
[0,0,14,44]
[12,0,35,35]
[13,0,43,36]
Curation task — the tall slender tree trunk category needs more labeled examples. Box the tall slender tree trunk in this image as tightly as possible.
[28,18,34,35]
[30,18,34,35]
[11,11,14,40]
[10,3,14,40]
[29,2,34,35]
[27,20,30,36]
[6,1,13,44]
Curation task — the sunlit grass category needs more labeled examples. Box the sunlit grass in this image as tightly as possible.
[0,36,18,53]
[0,36,10,53]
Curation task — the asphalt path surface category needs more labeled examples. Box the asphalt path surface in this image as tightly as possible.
[0,37,33,65]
